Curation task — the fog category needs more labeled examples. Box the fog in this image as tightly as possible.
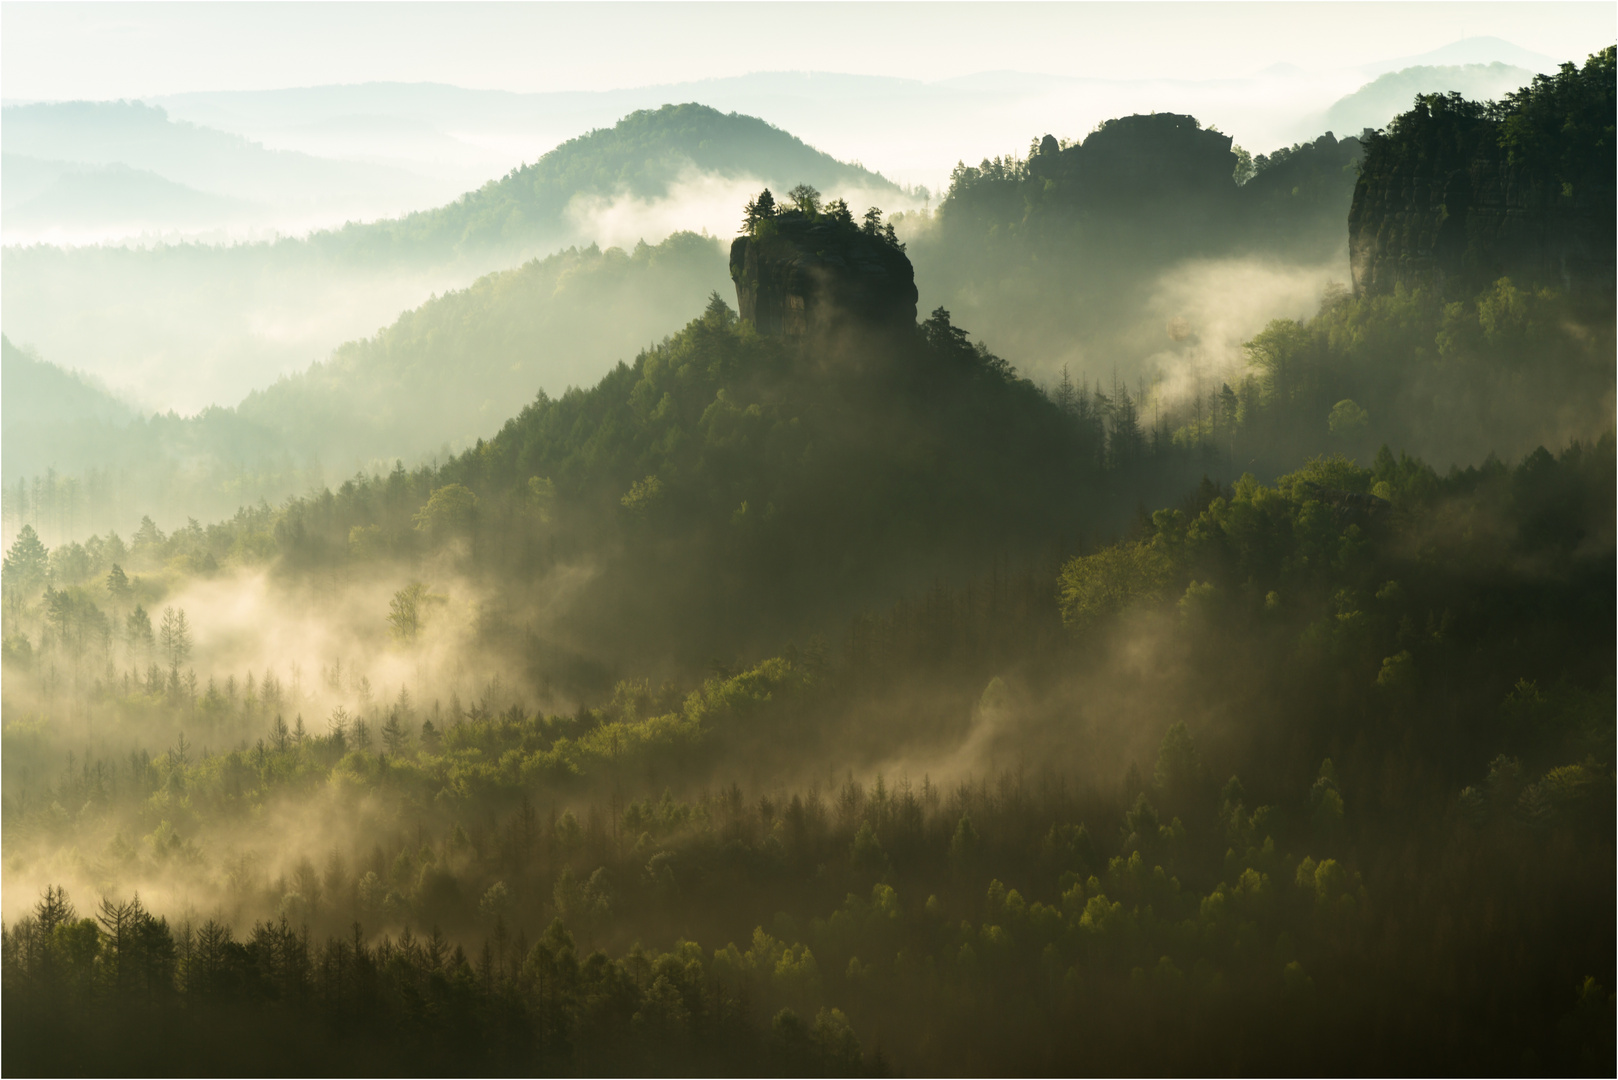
[1,557,545,926]
[1,245,482,415]
[566,168,921,255]
[1137,255,1344,406]
[2,18,1613,1076]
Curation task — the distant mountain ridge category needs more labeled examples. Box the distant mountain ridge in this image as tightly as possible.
[1360,35,1561,78]
[1316,63,1537,139]
[1,336,135,429]
[1,102,909,416]
[298,102,903,263]
[0,99,446,240]
[1,154,252,235]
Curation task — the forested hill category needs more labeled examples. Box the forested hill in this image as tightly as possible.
[904,113,1368,388]
[1,233,733,542]
[1,337,139,484]
[1,336,135,432]
[1,104,905,423]
[237,231,732,466]
[268,295,1206,685]
[903,50,1614,392]
[1349,47,1615,302]
[301,103,903,266]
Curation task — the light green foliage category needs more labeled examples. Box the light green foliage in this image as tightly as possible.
[347,524,383,559]
[1376,650,1415,691]
[157,606,191,672]
[1057,541,1173,628]
[412,483,478,540]
[620,475,664,514]
[1328,398,1370,436]
[1244,318,1314,405]
[2,525,49,603]
[1177,580,1217,623]
[387,581,442,643]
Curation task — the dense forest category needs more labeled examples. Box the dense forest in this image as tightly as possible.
[3,52,1614,1076]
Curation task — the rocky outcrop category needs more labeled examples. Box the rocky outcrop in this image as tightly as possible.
[1348,62,1615,302]
[1350,153,1614,301]
[730,215,917,339]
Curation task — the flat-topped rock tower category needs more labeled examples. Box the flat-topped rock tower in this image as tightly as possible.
[730,189,917,339]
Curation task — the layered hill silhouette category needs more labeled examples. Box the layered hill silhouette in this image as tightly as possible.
[2,232,734,537]
[9,62,1613,546]
[0,99,445,242]
[908,113,1367,387]
[1349,49,1615,303]
[306,103,901,264]
[277,291,1178,679]
[1,104,905,416]
[237,231,732,466]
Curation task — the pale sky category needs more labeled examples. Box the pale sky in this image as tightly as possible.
[3,1,1614,101]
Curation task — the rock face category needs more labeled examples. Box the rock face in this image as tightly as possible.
[730,216,917,339]
[1349,82,1615,302]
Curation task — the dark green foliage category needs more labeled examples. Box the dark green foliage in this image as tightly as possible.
[245,301,1203,678]
[1164,273,1613,474]
[908,112,1364,384]
[3,85,1614,1078]
[3,892,870,1076]
[1350,47,1615,302]
[731,191,914,336]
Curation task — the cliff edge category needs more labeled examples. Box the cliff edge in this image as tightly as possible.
[1349,50,1615,302]
[730,190,917,339]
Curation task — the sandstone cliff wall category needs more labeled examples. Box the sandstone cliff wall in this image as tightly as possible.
[1349,86,1614,302]
[730,218,917,339]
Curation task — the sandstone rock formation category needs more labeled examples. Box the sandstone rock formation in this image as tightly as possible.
[1348,71,1615,303]
[730,211,917,339]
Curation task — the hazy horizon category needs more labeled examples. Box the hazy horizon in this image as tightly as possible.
[3,3,1613,199]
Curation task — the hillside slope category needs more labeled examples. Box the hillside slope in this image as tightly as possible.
[904,112,1364,388]
[238,231,733,464]
[0,233,734,541]
[298,102,902,265]
[1,104,906,415]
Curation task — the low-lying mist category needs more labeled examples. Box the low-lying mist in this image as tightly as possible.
[0,539,1252,933]
[566,166,919,254]
[1136,254,1345,406]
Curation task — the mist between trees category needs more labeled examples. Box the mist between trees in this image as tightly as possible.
[3,305,1612,1071]
[3,59,1616,1077]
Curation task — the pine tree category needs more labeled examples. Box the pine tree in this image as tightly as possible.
[159,607,192,673]
[126,605,155,661]
[2,525,49,607]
